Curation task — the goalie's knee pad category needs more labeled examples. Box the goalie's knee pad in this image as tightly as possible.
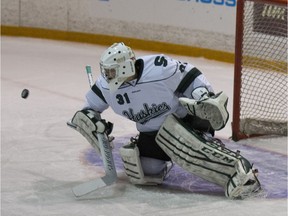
[119,138,168,185]
[156,114,261,199]
[179,91,229,130]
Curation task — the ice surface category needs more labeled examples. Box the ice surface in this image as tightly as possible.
[1,36,287,216]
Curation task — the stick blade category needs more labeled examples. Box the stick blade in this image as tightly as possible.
[72,179,107,197]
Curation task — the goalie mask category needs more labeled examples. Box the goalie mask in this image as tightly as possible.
[100,42,136,92]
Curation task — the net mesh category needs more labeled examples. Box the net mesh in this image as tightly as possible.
[239,0,287,136]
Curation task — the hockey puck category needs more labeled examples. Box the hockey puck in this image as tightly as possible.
[21,89,29,99]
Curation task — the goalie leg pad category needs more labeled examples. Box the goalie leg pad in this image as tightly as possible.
[119,142,166,185]
[156,114,261,199]
[225,158,261,199]
[179,91,229,130]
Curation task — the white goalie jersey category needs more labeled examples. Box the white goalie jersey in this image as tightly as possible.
[84,54,213,132]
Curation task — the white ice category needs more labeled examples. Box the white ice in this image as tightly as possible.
[1,36,287,216]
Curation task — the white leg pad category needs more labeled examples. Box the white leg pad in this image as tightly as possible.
[119,143,165,185]
[156,114,261,199]
[225,160,261,199]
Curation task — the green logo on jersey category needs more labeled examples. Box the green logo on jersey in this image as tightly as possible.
[123,102,171,124]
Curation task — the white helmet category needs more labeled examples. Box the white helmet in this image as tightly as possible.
[100,42,136,92]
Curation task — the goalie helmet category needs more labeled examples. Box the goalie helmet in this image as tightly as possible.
[100,42,136,92]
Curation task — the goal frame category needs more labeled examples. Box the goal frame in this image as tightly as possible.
[232,0,287,141]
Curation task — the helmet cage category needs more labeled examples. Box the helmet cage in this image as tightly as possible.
[99,42,136,92]
[100,58,135,92]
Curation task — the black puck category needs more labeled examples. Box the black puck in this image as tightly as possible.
[21,89,29,99]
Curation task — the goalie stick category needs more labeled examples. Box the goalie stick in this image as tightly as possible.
[71,131,117,197]
[69,65,117,197]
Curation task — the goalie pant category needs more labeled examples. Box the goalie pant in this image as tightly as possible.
[156,114,261,199]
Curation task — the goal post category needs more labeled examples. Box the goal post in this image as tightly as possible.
[232,0,287,141]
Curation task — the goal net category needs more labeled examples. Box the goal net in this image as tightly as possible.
[232,0,287,140]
